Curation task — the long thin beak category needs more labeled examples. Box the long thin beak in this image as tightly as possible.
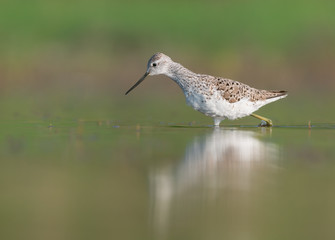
[125,72,149,95]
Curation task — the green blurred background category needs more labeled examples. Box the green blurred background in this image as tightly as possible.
[1,1,335,240]
[1,0,334,124]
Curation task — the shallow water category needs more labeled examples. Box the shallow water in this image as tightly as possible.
[1,122,335,240]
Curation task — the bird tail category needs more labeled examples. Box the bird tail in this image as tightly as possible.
[265,90,288,100]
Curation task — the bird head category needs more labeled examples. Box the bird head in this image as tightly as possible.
[125,52,172,95]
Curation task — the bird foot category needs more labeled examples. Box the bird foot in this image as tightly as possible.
[258,120,273,127]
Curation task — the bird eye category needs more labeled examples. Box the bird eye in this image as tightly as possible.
[152,63,157,67]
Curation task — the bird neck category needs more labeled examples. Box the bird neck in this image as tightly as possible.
[166,62,198,91]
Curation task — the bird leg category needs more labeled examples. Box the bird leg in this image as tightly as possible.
[251,113,273,127]
[213,117,224,127]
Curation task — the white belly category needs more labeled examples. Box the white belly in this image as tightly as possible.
[185,92,282,120]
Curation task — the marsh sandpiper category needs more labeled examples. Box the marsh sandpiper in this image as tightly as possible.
[125,53,287,126]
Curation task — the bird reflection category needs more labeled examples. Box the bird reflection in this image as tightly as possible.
[149,128,279,239]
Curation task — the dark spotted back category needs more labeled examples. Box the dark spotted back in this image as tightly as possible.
[214,77,287,103]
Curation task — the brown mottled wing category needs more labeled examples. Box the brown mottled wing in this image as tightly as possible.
[215,77,287,103]
[216,77,251,103]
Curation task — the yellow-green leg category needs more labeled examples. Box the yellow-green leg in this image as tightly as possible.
[251,113,273,127]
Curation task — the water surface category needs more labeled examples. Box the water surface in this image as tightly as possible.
[0,122,334,240]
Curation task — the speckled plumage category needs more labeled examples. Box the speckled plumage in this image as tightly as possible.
[126,52,287,126]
